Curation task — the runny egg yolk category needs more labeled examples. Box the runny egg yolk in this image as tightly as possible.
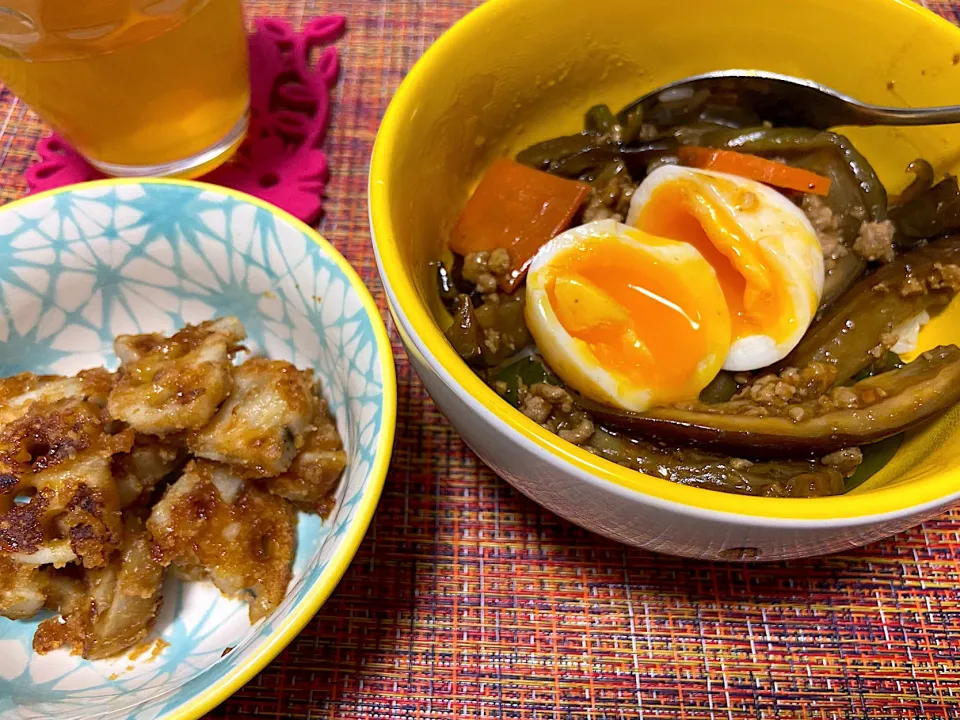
[525,221,732,411]
[635,178,792,346]
[546,239,710,392]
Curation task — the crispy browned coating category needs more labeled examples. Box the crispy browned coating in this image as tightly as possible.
[0,368,113,428]
[113,435,188,508]
[265,399,346,515]
[188,358,316,478]
[33,514,165,659]
[0,396,133,568]
[108,317,246,435]
[147,460,297,622]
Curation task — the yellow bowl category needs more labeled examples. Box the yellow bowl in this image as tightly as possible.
[370,0,960,560]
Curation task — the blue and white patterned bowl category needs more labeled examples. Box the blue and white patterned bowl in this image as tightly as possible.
[0,180,396,720]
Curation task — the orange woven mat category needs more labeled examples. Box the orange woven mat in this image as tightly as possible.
[4,1,960,718]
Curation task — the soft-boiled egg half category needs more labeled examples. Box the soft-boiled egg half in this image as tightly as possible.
[627,166,824,372]
[525,166,824,412]
[525,219,733,412]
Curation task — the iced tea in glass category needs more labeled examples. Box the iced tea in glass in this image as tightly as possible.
[0,0,250,177]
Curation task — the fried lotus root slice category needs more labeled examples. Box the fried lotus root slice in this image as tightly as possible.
[0,368,113,428]
[112,435,188,508]
[108,317,247,435]
[33,514,165,660]
[265,398,346,514]
[0,554,51,619]
[188,358,316,478]
[0,398,133,568]
[147,460,297,622]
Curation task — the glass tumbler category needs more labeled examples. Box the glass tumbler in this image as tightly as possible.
[0,0,251,178]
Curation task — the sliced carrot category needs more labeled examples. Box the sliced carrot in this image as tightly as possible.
[451,158,590,292]
[678,146,832,196]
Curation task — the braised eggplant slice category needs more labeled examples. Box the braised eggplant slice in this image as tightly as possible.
[584,104,617,135]
[580,346,960,458]
[890,175,960,243]
[519,140,677,180]
[516,133,602,171]
[586,428,845,497]
[893,159,935,209]
[445,294,482,363]
[819,253,868,317]
[781,237,960,385]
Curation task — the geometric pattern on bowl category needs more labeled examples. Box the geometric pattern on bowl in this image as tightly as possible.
[0,180,394,720]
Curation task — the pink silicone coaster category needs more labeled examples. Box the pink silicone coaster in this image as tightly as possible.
[25,15,345,225]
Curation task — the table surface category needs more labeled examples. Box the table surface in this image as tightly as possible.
[6,1,960,718]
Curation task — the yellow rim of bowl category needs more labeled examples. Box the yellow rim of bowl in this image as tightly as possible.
[0,178,397,720]
[370,0,960,523]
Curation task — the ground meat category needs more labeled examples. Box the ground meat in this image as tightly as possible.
[853,220,896,263]
[827,385,859,409]
[878,262,960,299]
[557,414,595,445]
[475,273,497,294]
[684,359,903,421]
[802,195,846,270]
[868,331,899,360]
[582,162,636,224]
[482,328,501,356]
[530,383,574,412]
[802,195,837,235]
[516,383,596,447]
[488,248,511,275]
[897,275,925,297]
[461,251,490,285]
[930,262,960,292]
[821,447,863,477]
[581,200,619,223]
[519,394,551,424]
[732,362,838,408]
[462,249,513,296]
[738,374,792,406]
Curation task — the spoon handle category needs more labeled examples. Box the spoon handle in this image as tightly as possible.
[853,103,960,126]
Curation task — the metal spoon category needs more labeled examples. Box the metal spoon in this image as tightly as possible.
[619,69,960,130]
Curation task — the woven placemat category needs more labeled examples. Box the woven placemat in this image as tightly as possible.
[5,1,960,718]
